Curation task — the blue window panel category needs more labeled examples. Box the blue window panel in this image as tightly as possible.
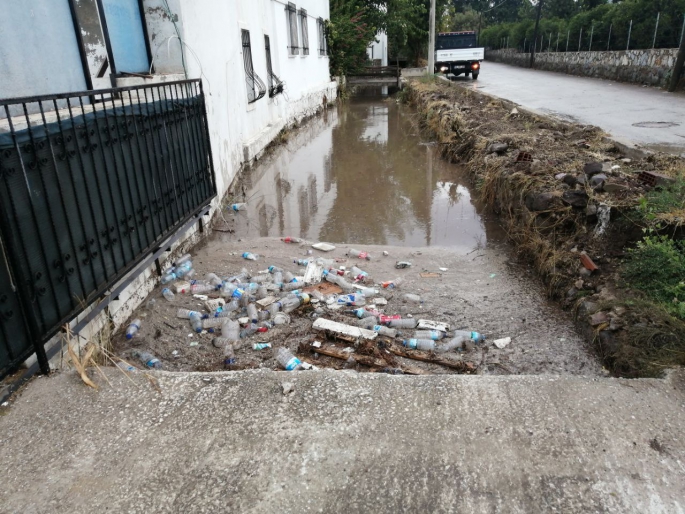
[101,0,149,73]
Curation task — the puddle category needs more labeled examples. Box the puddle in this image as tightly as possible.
[227,95,505,254]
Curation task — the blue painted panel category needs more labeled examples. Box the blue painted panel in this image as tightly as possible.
[0,0,87,99]
[101,0,149,73]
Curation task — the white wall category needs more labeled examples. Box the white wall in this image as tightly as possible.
[367,32,388,66]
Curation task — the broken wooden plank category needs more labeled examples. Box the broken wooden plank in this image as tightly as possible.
[388,344,476,373]
[313,344,387,368]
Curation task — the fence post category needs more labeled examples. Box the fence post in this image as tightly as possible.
[627,20,632,50]
[524,38,527,53]
[566,30,570,52]
[589,23,594,51]
[653,12,660,49]
[548,32,552,52]
[669,20,685,92]
[680,14,685,47]
[607,23,612,50]
[556,31,560,52]
[530,0,543,68]
[578,27,583,51]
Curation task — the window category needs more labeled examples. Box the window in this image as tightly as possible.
[317,18,327,56]
[264,35,283,97]
[299,9,309,55]
[241,29,266,103]
[286,3,299,56]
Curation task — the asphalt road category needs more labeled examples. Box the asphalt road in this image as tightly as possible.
[451,61,685,156]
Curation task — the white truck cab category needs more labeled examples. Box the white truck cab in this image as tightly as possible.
[435,31,484,80]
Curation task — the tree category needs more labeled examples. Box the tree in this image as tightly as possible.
[327,0,380,77]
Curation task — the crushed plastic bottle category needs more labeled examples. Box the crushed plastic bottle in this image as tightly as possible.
[349,266,369,281]
[395,261,412,269]
[161,288,175,301]
[206,273,223,287]
[347,248,371,260]
[283,271,296,283]
[177,308,201,319]
[257,285,268,300]
[293,258,310,266]
[229,203,247,211]
[222,320,240,341]
[403,339,435,351]
[378,314,402,324]
[413,330,445,341]
[452,330,486,343]
[125,319,141,339]
[174,253,192,266]
[268,265,284,274]
[246,303,259,323]
[254,342,272,350]
[435,335,468,353]
[189,312,203,333]
[202,317,225,331]
[242,252,259,261]
[160,271,177,284]
[223,344,236,366]
[191,283,216,294]
[403,293,422,304]
[386,318,418,329]
[381,277,404,289]
[133,350,162,369]
[323,271,355,291]
[336,293,366,307]
[374,325,397,338]
[280,293,310,314]
[276,347,302,371]
[355,285,379,297]
[240,324,259,338]
[272,312,291,325]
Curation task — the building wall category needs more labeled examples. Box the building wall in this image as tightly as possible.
[368,32,388,66]
[486,48,683,90]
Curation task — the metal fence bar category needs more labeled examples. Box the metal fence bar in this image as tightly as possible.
[627,20,633,51]
[653,12,660,49]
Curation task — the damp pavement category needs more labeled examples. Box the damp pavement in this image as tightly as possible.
[1,369,684,513]
[459,61,685,156]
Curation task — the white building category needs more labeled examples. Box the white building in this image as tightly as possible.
[0,0,336,375]
[367,32,389,66]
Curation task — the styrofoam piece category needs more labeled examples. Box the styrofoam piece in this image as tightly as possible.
[304,261,324,284]
[312,242,336,252]
[312,318,378,340]
[417,319,450,332]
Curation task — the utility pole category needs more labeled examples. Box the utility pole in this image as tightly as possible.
[530,0,543,68]
[669,21,685,92]
[427,0,436,75]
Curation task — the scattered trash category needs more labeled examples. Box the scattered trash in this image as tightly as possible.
[312,318,378,341]
[312,242,336,252]
[276,348,302,371]
[281,382,295,394]
[282,237,302,243]
[162,288,175,301]
[493,337,511,349]
[242,252,259,261]
[253,343,272,350]
[304,260,325,284]
[579,251,599,271]
[348,248,371,260]
[125,319,141,340]
[383,251,389,256]
[402,293,422,304]
[395,261,412,269]
[381,277,403,289]
[515,151,533,163]
[438,267,448,272]
[133,350,162,369]
[229,203,247,211]
[174,281,191,294]
[372,297,388,306]
[403,339,436,351]
[189,341,199,347]
[420,272,440,278]
[312,340,322,349]
[489,273,497,278]
[417,319,450,332]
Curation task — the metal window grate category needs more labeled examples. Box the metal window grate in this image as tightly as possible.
[299,9,309,55]
[287,2,299,56]
[318,18,327,56]
[265,36,284,98]
[241,30,266,103]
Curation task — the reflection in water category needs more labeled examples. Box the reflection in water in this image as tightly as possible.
[232,97,504,253]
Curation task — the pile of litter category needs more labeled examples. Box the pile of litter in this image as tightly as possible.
[118,239,492,375]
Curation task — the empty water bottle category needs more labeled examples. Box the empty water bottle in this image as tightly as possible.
[177,308,200,319]
[161,288,175,301]
[206,273,223,287]
[281,282,301,292]
[336,293,366,306]
[223,344,236,366]
[374,325,397,338]
[191,283,216,294]
[189,312,203,333]
[387,318,418,329]
[185,268,197,280]
[435,335,468,353]
[355,316,378,328]
[276,347,302,371]
[381,277,404,289]
[257,285,268,300]
[254,342,272,350]
[125,319,141,339]
[272,271,283,287]
[349,307,380,319]
[348,248,371,260]
[133,350,162,369]
[403,339,435,351]
[160,271,177,284]
[323,271,354,292]
[268,301,282,317]
[202,317,225,331]
[452,330,486,343]
[246,303,259,323]
[403,293,422,304]
[240,324,259,338]
[280,293,310,314]
[242,252,259,261]
[283,271,296,283]
[350,266,369,281]
[230,202,247,211]
[174,253,192,266]
[268,265,284,274]
[116,361,137,372]
[282,237,302,243]
[222,320,240,341]
[413,330,445,341]
[249,275,270,284]
[355,285,379,297]
[293,258,309,266]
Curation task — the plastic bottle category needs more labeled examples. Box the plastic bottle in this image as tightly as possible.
[116,361,137,372]
[374,325,397,338]
[276,347,302,371]
[283,271,296,283]
[220,283,245,299]
[240,324,258,338]
[403,293,422,304]
[177,308,200,319]
[309,289,325,302]
[281,282,301,292]
[355,285,379,297]
[246,303,259,323]
[336,293,366,306]
[223,344,236,366]
[257,285,268,300]
[323,271,355,292]
[202,317,225,331]
[189,312,203,333]
[381,277,404,289]
[403,339,436,351]
[191,283,216,294]
[413,330,445,341]
[160,271,177,284]
[355,316,378,328]
[349,307,380,319]
[222,320,240,341]
[282,237,302,243]
[268,265,284,274]
[125,319,141,339]
[161,288,175,301]
[250,275,270,284]
[349,266,369,281]
[185,268,197,280]
[452,330,486,344]
[272,271,283,287]
[395,261,412,269]
[315,257,335,268]
[387,318,418,329]
[174,253,192,266]
[435,335,468,353]
[327,268,345,276]
[242,252,259,261]
[254,342,272,350]
[293,259,309,266]
[206,273,223,287]
[280,293,310,314]
[133,350,162,369]
[230,202,247,211]
[258,310,271,321]
[227,270,250,283]
[268,301,282,317]
[348,248,371,260]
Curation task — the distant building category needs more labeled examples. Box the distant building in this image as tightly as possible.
[368,32,388,66]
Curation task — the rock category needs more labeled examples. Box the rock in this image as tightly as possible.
[579,267,592,277]
[486,142,509,155]
[576,174,587,185]
[601,162,613,173]
[563,174,578,187]
[590,173,607,188]
[584,162,604,177]
[555,173,567,181]
[603,183,628,194]
[578,300,599,317]
[510,108,519,115]
[281,382,295,395]
[586,204,598,216]
[561,190,589,208]
[525,192,558,211]
[590,311,609,326]
[566,287,578,300]
[621,158,632,164]
[613,306,627,316]
[574,279,584,289]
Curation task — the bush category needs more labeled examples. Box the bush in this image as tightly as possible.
[622,235,685,319]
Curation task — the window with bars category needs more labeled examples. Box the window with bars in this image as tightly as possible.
[241,29,266,103]
[264,35,283,97]
[317,18,327,56]
[299,8,309,55]
[286,3,299,56]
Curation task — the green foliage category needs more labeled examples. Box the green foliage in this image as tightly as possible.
[327,0,379,77]
[638,177,685,223]
[622,235,685,320]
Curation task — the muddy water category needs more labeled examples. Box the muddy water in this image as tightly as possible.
[229,97,506,253]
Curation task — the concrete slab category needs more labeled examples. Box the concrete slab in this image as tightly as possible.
[459,61,685,156]
[0,369,683,513]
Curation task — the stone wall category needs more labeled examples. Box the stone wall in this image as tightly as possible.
[486,48,683,89]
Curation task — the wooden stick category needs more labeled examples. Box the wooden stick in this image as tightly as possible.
[314,345,388,368]
[388,344,476,373]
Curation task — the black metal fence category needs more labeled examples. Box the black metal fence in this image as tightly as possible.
[0,79,216,378]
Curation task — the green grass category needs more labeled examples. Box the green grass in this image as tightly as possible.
[638,176,685,224]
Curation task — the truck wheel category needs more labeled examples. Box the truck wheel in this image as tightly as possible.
[464,72,470,78]
[472,72,479,80]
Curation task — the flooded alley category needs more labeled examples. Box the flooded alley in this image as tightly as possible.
[227,95,505,253]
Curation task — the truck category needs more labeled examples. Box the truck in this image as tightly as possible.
[435,31,484,80]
